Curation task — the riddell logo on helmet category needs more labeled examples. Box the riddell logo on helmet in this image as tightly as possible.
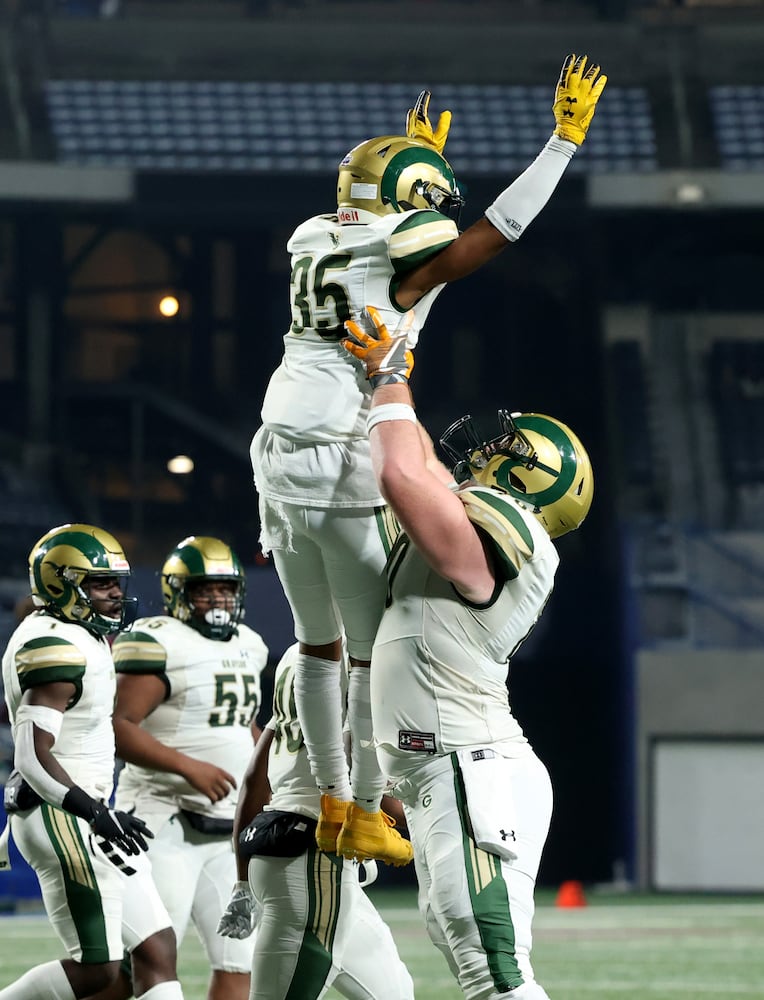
[338,207,360,223]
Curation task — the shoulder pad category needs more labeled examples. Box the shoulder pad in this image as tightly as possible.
[15,635,86,692]
[389,210,458,273]
[459,486,535,579]
[112,628,168,675]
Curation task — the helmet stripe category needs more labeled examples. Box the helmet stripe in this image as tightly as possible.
[174,542,208,577]
[513,415,578,506]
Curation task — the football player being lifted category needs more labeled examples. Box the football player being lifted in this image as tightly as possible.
[250,54,606,867]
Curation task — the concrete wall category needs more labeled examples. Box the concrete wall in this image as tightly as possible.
[636,647,764,888]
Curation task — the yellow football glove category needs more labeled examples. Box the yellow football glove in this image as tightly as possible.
[343,307,415,389]
[405,90,452,155]
[552,53,607,146]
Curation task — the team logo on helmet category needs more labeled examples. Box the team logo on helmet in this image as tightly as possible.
[440,411,594,539]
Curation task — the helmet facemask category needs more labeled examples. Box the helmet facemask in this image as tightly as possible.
[161,536,246,640]
[441,410,536,484]
[184,578,245,641]
[440,410,593,538]
[71,571,136,637]
[402,177,464,224]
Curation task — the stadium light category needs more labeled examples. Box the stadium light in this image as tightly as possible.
[158,294,180,317]
[167,454,194,474]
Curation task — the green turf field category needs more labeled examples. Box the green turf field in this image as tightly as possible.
[1,889,763,998]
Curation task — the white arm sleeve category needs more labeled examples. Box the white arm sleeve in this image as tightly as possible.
[13,707,70,808]
[484,134,577,242]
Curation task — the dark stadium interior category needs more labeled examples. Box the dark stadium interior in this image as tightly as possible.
[2,0,764,897]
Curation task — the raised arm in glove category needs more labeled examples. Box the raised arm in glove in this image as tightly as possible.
[481,51,607,244]
[395,54,608,307]
[553,53,608,145]
[406,89,452,154]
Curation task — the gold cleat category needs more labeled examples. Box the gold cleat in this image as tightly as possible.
[336,804,414,867]
[316,793,351,853]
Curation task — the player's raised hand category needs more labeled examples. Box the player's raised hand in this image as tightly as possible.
[406,90,452,154]
[343,307,415,389]
[552,53,607,146]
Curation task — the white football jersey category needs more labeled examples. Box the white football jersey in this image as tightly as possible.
[258,209,457,443]
[253,209,457,508]
[112,616,268,820]
[371,490,560,782]
[263,644,322,821]
[2,611,117,800]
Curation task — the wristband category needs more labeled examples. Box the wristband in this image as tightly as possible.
[369,372,409,389]
[367,403,417,433]
[61,785,101,822]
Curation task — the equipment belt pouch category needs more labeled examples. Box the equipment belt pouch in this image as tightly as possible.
[239,809,317,859]
[454,748,518,861]
[179,809,234,836]
[3,769,43,814]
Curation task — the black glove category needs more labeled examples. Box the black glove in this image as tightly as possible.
[62,786,153,856]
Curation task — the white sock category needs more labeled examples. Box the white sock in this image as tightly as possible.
[0,961,75,1000]
[136,982,184,1000]
[293,653,352,800]
[347,664,385,810]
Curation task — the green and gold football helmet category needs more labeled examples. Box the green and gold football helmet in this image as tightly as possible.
[337,135,464,225]
[440,410,594,539]
[28,523,135,636]
[161,536,245,640]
